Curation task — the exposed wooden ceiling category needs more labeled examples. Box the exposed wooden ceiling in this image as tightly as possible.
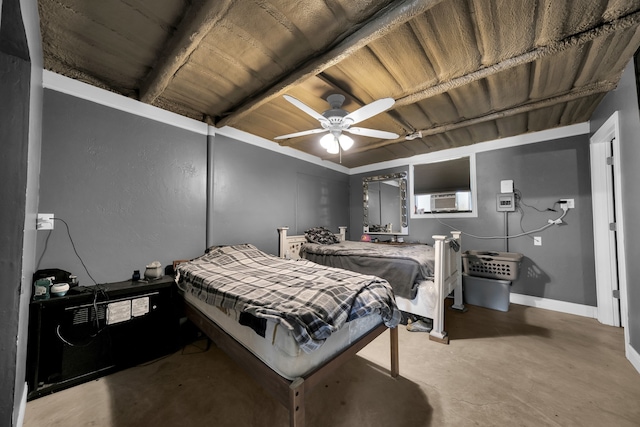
[39,0,640,168]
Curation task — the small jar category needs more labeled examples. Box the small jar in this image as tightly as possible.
[144,263,163,280]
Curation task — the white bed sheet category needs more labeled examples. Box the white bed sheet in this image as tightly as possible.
[184,292,383,380]
[394,279,439,319]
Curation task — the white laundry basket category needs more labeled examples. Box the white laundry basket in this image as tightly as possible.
[462,250,523,281]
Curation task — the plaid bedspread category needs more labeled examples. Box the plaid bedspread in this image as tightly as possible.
[176,244,400,353]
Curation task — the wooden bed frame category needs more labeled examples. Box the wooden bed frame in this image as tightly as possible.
[184,298,399,427]
[278,226,464,344]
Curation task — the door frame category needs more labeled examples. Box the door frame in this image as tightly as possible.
[589,111,628,331]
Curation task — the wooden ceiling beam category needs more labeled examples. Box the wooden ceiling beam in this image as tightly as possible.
[347,80,617,154]
[215,0,445,128]
[139,0,233,104]
[395,10,640,108]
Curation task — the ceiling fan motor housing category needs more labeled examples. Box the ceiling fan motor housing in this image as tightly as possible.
[323,94,351,130]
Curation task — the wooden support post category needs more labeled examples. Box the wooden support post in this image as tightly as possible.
[289,378,305,427]
[390,327,399,378]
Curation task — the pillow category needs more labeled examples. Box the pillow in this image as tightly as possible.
[304,226,340,245]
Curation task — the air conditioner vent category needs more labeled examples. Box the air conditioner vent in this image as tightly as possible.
[71,306,106,325]
[72,307,89,325]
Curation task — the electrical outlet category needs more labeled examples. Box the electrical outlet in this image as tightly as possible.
[534,236,542,246]
[560,198,575,209]
[37,213,54,230]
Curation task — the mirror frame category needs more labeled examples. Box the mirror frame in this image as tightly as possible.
[363,172,409,235]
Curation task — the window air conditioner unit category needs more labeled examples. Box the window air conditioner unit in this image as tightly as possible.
[431,192,458,212]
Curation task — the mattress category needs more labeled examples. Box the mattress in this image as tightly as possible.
[176,244,400,353]
[184,292,383,380]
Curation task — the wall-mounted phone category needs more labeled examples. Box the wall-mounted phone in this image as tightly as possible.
[496,193,515,212]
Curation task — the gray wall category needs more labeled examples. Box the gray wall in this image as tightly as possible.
[590,59,640,353]
[37,90,208,285]
[36,91,352,283]
[209,133,350,255]
[0,0,42,424]
[0,8,30,425]
[350,134,596,306]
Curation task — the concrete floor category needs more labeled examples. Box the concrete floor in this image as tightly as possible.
[24,302,640,426]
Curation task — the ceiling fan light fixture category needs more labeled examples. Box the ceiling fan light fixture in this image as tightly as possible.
[338,134,354,151]
[326,137,340,154]
[320,133,333,150]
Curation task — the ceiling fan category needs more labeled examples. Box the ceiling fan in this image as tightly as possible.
[275,94,399,154]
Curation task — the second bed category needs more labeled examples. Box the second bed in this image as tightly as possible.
[278,227,465,343]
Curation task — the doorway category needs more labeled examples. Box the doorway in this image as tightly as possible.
[589,111,628,329]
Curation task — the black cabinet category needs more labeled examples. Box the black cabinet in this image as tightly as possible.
[26,276,179,400]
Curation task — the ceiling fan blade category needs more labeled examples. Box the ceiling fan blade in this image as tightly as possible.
[343,98,395,125]
[274,128,327,140]
[283,95,329,123]
[345,127,399,139]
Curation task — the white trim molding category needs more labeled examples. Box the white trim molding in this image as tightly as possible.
[42,71,591,176]
[510,293,598,318]
[350,122,590,175]
[43,71,209,135]
[628,343,640,374]
[15,381,27,427]
[215,126,349,173]
[42,71,349,173]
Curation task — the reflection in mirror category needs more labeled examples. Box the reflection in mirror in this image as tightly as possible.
[411,155,476,218]
[363,172,408,235]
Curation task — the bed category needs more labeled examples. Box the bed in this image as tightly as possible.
[175,243,401,427]
[278,226,464,344]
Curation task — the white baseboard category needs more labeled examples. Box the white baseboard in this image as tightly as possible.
[15,382,27,427]
[627,342,640,375]
[509,293,597,318]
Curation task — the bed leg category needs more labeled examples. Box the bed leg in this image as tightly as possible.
[429,331,449,344]
[450,276,466,312]
[289,378,305,427]
[450,291,467,312]
[429,294,449,344]
[390,327,399,378]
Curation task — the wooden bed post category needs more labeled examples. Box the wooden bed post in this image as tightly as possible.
[429,235,449,344]
[338,226,347,241]
[278,227,289,258]
[289,378,305,427]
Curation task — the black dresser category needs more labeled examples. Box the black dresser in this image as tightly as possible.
[26,276,180,400]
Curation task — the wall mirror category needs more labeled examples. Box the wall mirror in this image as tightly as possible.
[363,172,408,235]
[410,154,477,219]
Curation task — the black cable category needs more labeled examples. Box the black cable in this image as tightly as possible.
[514,188,559,213]
[53,217,98,286]
[514,188,565,241]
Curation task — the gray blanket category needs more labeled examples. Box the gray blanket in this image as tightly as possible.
[301,241,435,299]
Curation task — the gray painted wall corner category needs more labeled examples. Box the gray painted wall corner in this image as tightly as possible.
[590,59,640,353]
